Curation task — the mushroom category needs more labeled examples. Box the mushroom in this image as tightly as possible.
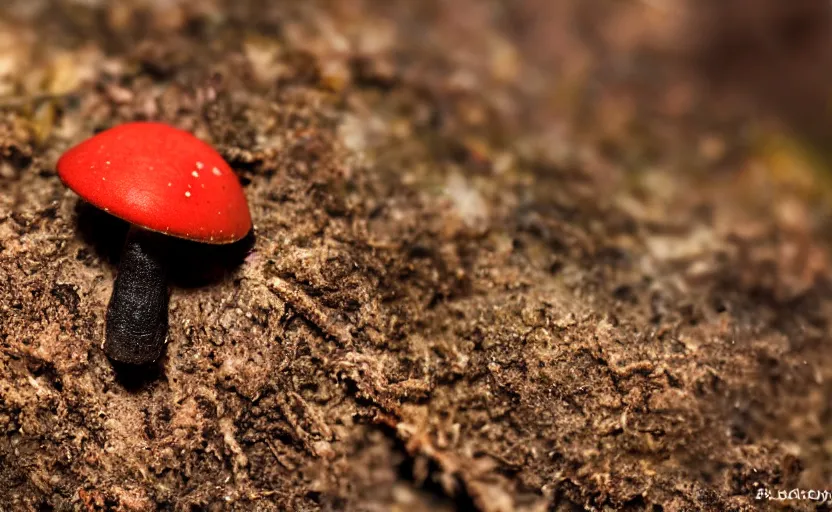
[58,122,252,365]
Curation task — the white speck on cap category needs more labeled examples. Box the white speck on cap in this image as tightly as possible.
[105,160,110,165]
[212,167,222,176]
[167,182,172,187]
[102,177,106,181]
[192,171,199,178]
[185,191,191,197]
[196,161,204,169]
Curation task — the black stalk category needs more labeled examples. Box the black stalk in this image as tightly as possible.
[104,227,169,365]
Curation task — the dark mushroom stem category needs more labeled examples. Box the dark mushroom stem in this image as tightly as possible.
[104,226,170,365]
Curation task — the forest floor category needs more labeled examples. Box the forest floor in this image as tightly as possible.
[1,1,831,511]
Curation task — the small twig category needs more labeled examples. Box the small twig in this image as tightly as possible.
[0,92,76,108]
[265,439,296,470]
[267,277,353,346]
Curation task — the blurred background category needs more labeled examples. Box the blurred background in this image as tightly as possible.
[3,0,832,244]
[2,0,831,170]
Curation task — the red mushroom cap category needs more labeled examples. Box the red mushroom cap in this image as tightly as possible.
[57,122,252,244]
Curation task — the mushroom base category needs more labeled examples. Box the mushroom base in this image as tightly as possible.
[104,227,170,365]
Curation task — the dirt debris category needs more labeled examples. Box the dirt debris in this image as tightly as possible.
[1,1,832,511]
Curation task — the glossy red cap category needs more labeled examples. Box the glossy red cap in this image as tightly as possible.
[57,122,252,244]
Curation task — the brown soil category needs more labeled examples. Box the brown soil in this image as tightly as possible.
[1,1,831,511]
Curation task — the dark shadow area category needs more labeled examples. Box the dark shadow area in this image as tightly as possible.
[73,199,256,288]
[74,200,130,266]
[396,455,478,512]
[366,418,478,512]
[688,0,832,149]
[166,230,256,288]
[111,359,166,392]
